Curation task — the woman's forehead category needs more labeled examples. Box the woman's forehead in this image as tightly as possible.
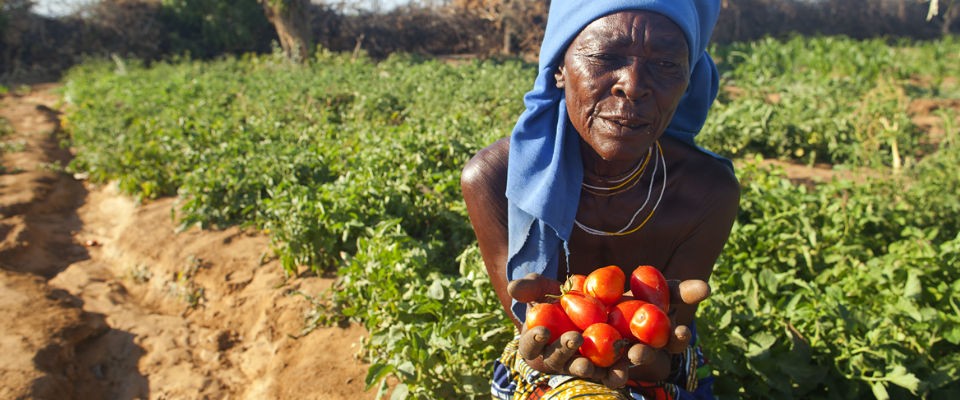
[572,11,688,52]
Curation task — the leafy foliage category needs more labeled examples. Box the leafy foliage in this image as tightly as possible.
[703,149,960,399]
[60,37,960,398]
[702,36,960,168]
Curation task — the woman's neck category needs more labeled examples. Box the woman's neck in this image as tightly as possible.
[580,144,655,186]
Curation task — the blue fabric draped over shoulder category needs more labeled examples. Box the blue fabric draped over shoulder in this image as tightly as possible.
[505,0,730,321]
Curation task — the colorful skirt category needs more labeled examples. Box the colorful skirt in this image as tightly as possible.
[491,325,714,400]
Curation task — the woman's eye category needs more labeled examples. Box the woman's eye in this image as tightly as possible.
[588,53,617,61]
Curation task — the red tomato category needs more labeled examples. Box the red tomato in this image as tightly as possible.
[563,274,587,293]
[583,265,626,306]
[524,302,579,343]
[630,265,670,312]
[607,299,645,341]
[628,302,671,349]
[559,290,608,330]
[579,323,625,368]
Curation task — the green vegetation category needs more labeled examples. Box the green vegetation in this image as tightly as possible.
[60,37,960,398]
[0,116,13,173]
[0,116,10,136]
[702,36,960,167]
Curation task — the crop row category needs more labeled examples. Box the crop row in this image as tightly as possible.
[60,37,960,398]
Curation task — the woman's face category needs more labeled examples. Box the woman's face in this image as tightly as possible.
[556,11,690,164]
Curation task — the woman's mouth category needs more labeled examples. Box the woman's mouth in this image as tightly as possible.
[600,116,651,132]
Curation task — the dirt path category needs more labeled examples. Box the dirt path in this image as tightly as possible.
[0,85,375,399]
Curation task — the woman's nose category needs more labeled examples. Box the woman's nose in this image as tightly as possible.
[611,60,651,102]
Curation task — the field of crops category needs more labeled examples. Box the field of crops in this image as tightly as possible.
[60,37,960,399]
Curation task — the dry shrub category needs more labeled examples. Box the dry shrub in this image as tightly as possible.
[311,3,501,59]
[2,0,956,83]
[1,1,165,81]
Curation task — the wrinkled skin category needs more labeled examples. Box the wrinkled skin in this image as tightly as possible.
[556,11,690,168]
[461,10,740,389]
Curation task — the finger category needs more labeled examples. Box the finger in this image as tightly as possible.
[627,343,657,366]
[566,356,596,379]
[508,273,562,303]
[613,338,631,362]
[669,279,711,306]
[602,359,630,389]
[589,363,607,383]
[519,326,552,360]
[666,325,692,354]
[542,331,582,371]
[628,349,672,382]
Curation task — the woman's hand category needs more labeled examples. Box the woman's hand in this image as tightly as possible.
[508,273,711,388]
[510,273,628,385]
[627,279,710,382]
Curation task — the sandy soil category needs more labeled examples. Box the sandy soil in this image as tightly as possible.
[1,85,375,400]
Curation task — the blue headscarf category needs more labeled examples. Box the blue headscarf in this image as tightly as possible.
[505,0,726,320]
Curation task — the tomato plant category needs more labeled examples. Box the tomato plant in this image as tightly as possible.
[630,265,670,312]
[583,265,626,306]
[579,322,625,368]
[60,38,960,399]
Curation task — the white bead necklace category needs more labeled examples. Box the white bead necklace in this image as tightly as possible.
[574,141,667,237]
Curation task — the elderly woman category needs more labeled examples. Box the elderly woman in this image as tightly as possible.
[461,0,738,399]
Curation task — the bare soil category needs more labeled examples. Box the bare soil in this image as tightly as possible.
[0,85,374,400]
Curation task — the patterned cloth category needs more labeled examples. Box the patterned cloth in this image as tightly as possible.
[491,325,714,400]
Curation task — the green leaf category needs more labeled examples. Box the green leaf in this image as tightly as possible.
[389,383,409,400]
[427,280,445,300]
[944,325,960,345]
[885,365,921,393]
[746,332,777,358]
[903,271,922,299]
[397,361,416,378]
[871,381,890,400]
[895,297,924,322]
[365,362,394,390]
[718,310,732,329]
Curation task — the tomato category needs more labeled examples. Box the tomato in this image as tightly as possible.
[559,290,608,330]
[524,302,579,343]
[579,323,625,368]
[607,299,645,341]
[563,274,587,293]
[630,265,670,312]
[628,302,671,349]
[583,265,626,306]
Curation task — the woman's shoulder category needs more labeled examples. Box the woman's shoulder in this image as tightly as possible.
[662,136,740,207]
[461,137,511,244]
[461,137,510,195]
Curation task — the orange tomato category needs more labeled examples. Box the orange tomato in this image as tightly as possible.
[579,322,625,368]
[628,302,671,349]
[584,265,626,306]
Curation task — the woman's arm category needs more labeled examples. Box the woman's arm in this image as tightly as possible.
[661,157,740,327]
[460,137,519,328]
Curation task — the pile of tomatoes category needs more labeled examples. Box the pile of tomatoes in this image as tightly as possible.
[524,265,672,368]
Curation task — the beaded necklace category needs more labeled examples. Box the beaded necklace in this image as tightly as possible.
[581,146,653,197]
[575,141,667,237]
